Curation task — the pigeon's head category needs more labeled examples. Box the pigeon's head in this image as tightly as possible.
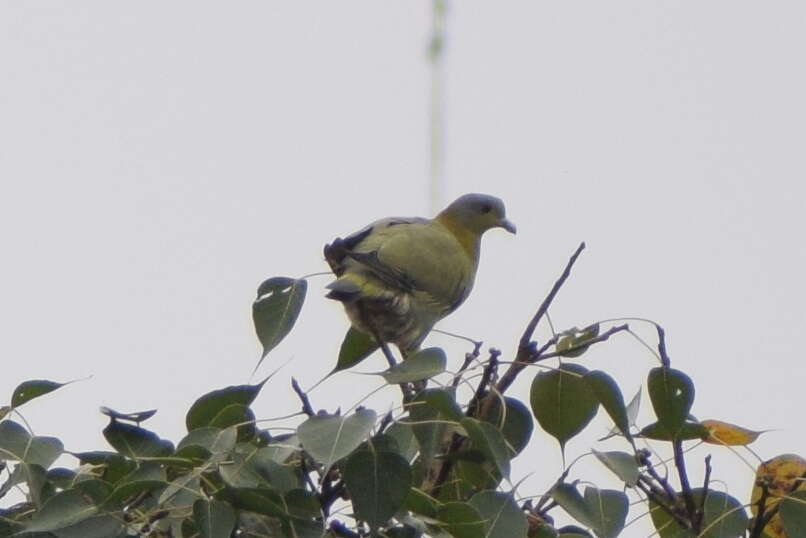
[439,193,516,235]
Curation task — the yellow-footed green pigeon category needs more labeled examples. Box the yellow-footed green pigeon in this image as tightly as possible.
[324,193,515,357]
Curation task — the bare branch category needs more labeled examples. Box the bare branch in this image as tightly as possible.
[291,377,315,417]
[520,242,586,349]
[656,324,671,367]
[673,439,698,530]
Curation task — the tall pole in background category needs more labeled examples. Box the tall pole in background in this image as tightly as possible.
[428,0,447,214]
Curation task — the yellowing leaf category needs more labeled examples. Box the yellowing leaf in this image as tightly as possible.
[701,419,763,446]
[750,453,806,538]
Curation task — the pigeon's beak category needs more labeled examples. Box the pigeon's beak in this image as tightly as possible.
[499,218,517,234]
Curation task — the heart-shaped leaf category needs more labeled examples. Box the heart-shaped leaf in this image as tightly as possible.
[194,499,237,538]
[552,482,594,529]
[591,450,639,487]
[468,491,528,538]
[584,371,632,444]
[186,380,266,432]
[639,421,708,442]
[382,347,446,384]
[11,379,70,408]
[102,420,174,459]
[436,502,486,538]
[780,491,806,538]
[483,397,533,455]
[584,487,628,538]
[253,276,307,363]
[332,327,379,374]
[297,408,377,470]
[461,418,511,479]
[0,420,63,468]
[648,367,695,439]
[530,364,598,454]
[344,449,412,530]
[23,488,99,533]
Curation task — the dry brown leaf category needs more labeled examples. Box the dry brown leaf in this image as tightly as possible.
[701,419,764,446]
[750,453,806,538]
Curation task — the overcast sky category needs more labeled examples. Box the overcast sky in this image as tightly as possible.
[2,2,805,534]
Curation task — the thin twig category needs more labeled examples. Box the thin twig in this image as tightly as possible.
[520,242,586,349]
[291,378,315,417]
[466,348,500,418]
[673,439,698,530]
[530,324,630,363]
[656,324,671,367]
[638,449,677,501]
[636,478,691,531]
[698,455,712,530]
[496,243,586,395]
[452,339,483,388]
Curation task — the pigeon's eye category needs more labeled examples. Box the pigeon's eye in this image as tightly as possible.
[480,203,492,214]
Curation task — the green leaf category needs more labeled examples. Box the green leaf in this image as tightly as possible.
[468,490,528,538]
[591,450,639,487]
[24,488,99,533]
[584,487,627,538]
[158,474,203,506]
[11,379,68,408]
[297,408,376,469]
[98,406,157,424]
[73,452,134,486]
[382,347,447,384]
[406,389,461,467]
[780,491,806,538]
[50,514,126,538]
[552,482,594,529]
[218,487,288,519]
[584,371,632,444]
[107,462,166,502]
[186,380,265,432]
[284,517,324,538]
[284,488,320,519]
[343,449,412,529]
[699,490,748,538]
[253,276,307,362]
[649,489,747,538]
[0,464,32,500]
[404,487,440,518]
[419,389,464,422]
[639,421,708,442]
[177,426,238,455]
[530,364,598,453]
[194,499,237,538]
[261,433,300,463]
[219,445,299,492]
[385,422,419,462]
[602,388,641,442]
[0,420,63,468]
[483,397,533,455]
[436,502,486,538]
[461,418,511,479]
[2,463,49,507]
[647,367,695,439]
[209,403,256,442]
[102,420,174,459]
[332,327,379,373]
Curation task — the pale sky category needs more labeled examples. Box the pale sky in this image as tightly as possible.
[2,2,805,534]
